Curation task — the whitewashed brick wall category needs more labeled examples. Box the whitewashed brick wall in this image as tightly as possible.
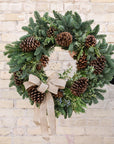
[0,0,114,144]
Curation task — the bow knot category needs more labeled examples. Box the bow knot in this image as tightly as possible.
[23,72,66,139]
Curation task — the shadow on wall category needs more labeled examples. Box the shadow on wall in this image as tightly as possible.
[110,76,114,84]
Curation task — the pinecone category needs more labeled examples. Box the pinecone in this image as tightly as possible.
[77,53,87,70]
[71,77,88,96]
[52,89,63,98]
[14,70,23,86]
[27,85,45,104]
[56,32,72,47]
[36,64,42,71]
[20,36,40,52]
[36,55,49,71]
[47,27,56,37]
[85,35,96,48]
[90,56,106,75]
[40,55,49,67]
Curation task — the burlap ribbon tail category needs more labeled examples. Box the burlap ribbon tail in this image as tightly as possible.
[23,72,66,138]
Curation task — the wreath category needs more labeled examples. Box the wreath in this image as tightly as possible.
[5,11,114,120]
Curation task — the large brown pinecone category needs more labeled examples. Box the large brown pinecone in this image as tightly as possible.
[47,27,56,37]
[36,55,49,70]
[14,70,23,86]
[52,89,64,98]
[90,56,106,75]
[20,36,40,52]
[56,32,72,47]
[77,53,87,70]
[71,77,88,96]
[27,85,45,104]
[85,35,96,48]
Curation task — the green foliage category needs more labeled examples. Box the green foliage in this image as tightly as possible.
[4,10,114,119]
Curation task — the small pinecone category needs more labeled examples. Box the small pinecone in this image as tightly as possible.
[52,90,63,98]
[85,35,96,48]
[47,27,56,37]
[40,55,49,67]
[77,53,87,70]
[14,70,23,86]
[36,64,42,71]
[20,36,40,52]
[36,55,49,71]
[56,32,72,47]
[71,77,88,96]
[27,85,45,104]
[90,56,106,75]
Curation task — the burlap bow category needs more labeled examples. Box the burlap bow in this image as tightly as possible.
[23,72,66,139]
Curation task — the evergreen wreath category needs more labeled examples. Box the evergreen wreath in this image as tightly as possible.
[4,11,114,118]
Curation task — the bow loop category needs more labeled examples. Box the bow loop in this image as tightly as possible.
[23,72,66,139]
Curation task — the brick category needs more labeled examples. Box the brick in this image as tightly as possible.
[86,119,99,126]
[107,5,114,13]
[87,13,114,22]
[50,3,64,11]
[12,136,42,144]
[0,128,11,136]
[57,127,85,135]
[58,117,86,127]
[107,24,114,32]
[16,21,28,32]
[23,3,36,12]
[0,109,13,117]
[0,22,16,32]
[1,118,15,127]
[0,52,8,61]
[108,84,114,98]
[62,61,76,70]
[64,3,74,11]
[0,71,11,80]
[0,62,5,70]
[0,0,25,1]
[74,136,103,144]
[0,90,21,99]
[104,137,114,144]
[59,52,73,60]
[36,3,49,11]
[13,128,25,136]
[91,0,114,2]
[92,5,106,13]
[51,135,74,144]
[0,13,25,21]
[15,99,33,109]
[99,119,113,127]
[13,109,26,117]
[49,62,62,70]
[107,100,114,108]
[0,3,8,11]
[27,128,41,135]
[1,32,25,42]
[86,109,114,118]
[106,35,114,43]
[86,127,113,136]
[0,3,22,11]
[8,3,22,11]
[79,3,91,14]
[0,80,10,88]
[17,118,35,127]
[0,100,13,108]
[0,109,26,117]
[49,51,58,60]
[0,43,6,52]
[0,137,11,144]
